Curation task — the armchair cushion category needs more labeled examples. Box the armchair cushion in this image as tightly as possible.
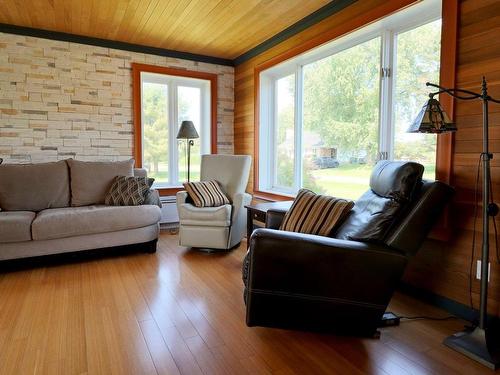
[280,189,353,237]
[178,203,231,227]
[183,180,230,207]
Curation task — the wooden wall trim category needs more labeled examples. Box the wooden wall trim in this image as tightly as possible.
[253,0,416,74]
[131,63,218,195]
[234,0,356,65]
[251,0,417,197]
[430,0,459,239]
[436,0,458,186]
[0,23,234,66]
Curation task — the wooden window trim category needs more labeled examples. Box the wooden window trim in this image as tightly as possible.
[430,0,458,240]
[131,63,218,196]
[252,0,458,238]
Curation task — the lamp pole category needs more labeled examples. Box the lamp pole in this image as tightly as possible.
[424,78,500,368]
[187,139,194,182]
[176,120,199,183]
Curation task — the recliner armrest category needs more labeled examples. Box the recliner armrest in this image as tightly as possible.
[247,228,407,306]
[265,209,287,229]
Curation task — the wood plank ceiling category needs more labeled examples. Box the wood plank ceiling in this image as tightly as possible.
[0,0,331,60]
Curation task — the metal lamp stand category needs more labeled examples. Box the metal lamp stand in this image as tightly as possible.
[186,139,194,182]
[428,78,500,369]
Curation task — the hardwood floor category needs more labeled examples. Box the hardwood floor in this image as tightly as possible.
[0,233,495,375]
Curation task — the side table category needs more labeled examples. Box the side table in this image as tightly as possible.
[245,201,293,244]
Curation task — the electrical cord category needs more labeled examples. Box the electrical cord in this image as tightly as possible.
[488,165,499,263]
[399,315,457,321]
[467,153,499,313]
[469,155,482,310]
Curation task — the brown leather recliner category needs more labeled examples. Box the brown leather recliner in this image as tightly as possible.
[242,161,454,337]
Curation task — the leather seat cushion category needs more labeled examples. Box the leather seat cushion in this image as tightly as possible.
[32,205,161,241]
[0,211,36,243]
[178,203,231,227]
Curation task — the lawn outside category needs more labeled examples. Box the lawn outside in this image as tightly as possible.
[147,162,435,201]
[309,163,436,200]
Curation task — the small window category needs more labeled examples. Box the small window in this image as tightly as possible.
[133,65,217,188]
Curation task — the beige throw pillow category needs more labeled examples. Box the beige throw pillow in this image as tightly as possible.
[183,180,230,208]
[68,159,134,206]
[280,189,354,237]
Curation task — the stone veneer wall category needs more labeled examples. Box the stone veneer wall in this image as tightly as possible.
[0,32,234,163]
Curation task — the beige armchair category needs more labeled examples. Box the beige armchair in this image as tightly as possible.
[176,154,252,250]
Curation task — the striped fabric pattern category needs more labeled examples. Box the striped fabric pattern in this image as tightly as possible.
[280,189,354,237]
[183,180,230,208]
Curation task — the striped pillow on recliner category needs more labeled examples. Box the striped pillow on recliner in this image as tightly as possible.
[183,180,230,208]
[280,189,354,237]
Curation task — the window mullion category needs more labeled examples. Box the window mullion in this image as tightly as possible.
[271,80,278,189]
[169,82,178,185]
[387,30,396,160]
[379,29,394,161]
[294,66,303,191]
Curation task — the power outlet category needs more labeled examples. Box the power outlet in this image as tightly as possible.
[476,260,491,282]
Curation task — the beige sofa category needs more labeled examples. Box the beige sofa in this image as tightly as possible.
[0,159,162,261]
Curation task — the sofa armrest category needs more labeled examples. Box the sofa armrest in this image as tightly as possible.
[176,190,188,205]
[247,228,408,306]
[144,189,161,208]
[265,209,287,229]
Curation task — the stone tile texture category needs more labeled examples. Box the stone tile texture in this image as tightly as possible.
[0,33,234,163]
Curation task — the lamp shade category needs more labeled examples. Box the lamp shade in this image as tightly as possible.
[408,97,457,133]
[176,120,199,139]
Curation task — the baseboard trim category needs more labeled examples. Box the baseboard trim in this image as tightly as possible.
[398,282,496,323]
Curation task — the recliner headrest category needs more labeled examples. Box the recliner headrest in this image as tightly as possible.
[369,160,424,202]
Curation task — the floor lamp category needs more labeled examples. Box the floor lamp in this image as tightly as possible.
[176,120,199,182]
[409,77,500,369]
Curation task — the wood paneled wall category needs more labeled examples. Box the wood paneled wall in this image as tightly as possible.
[234,0,500,316]
[404,0,500,316]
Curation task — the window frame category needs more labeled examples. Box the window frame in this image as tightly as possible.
[255,0,453,200]
[132,63,218,195]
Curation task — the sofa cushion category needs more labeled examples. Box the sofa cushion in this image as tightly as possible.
[0,160,70,211]
[67,159,134,206]
[178,203,231,227]
[0,211,36,243]
[31,205,161,241]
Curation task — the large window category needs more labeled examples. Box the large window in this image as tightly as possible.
[133,65,216,189]
[259,0,442,199]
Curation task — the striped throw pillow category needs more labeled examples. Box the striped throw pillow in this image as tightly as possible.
[183,180,230,208]
[280,189,354,237]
